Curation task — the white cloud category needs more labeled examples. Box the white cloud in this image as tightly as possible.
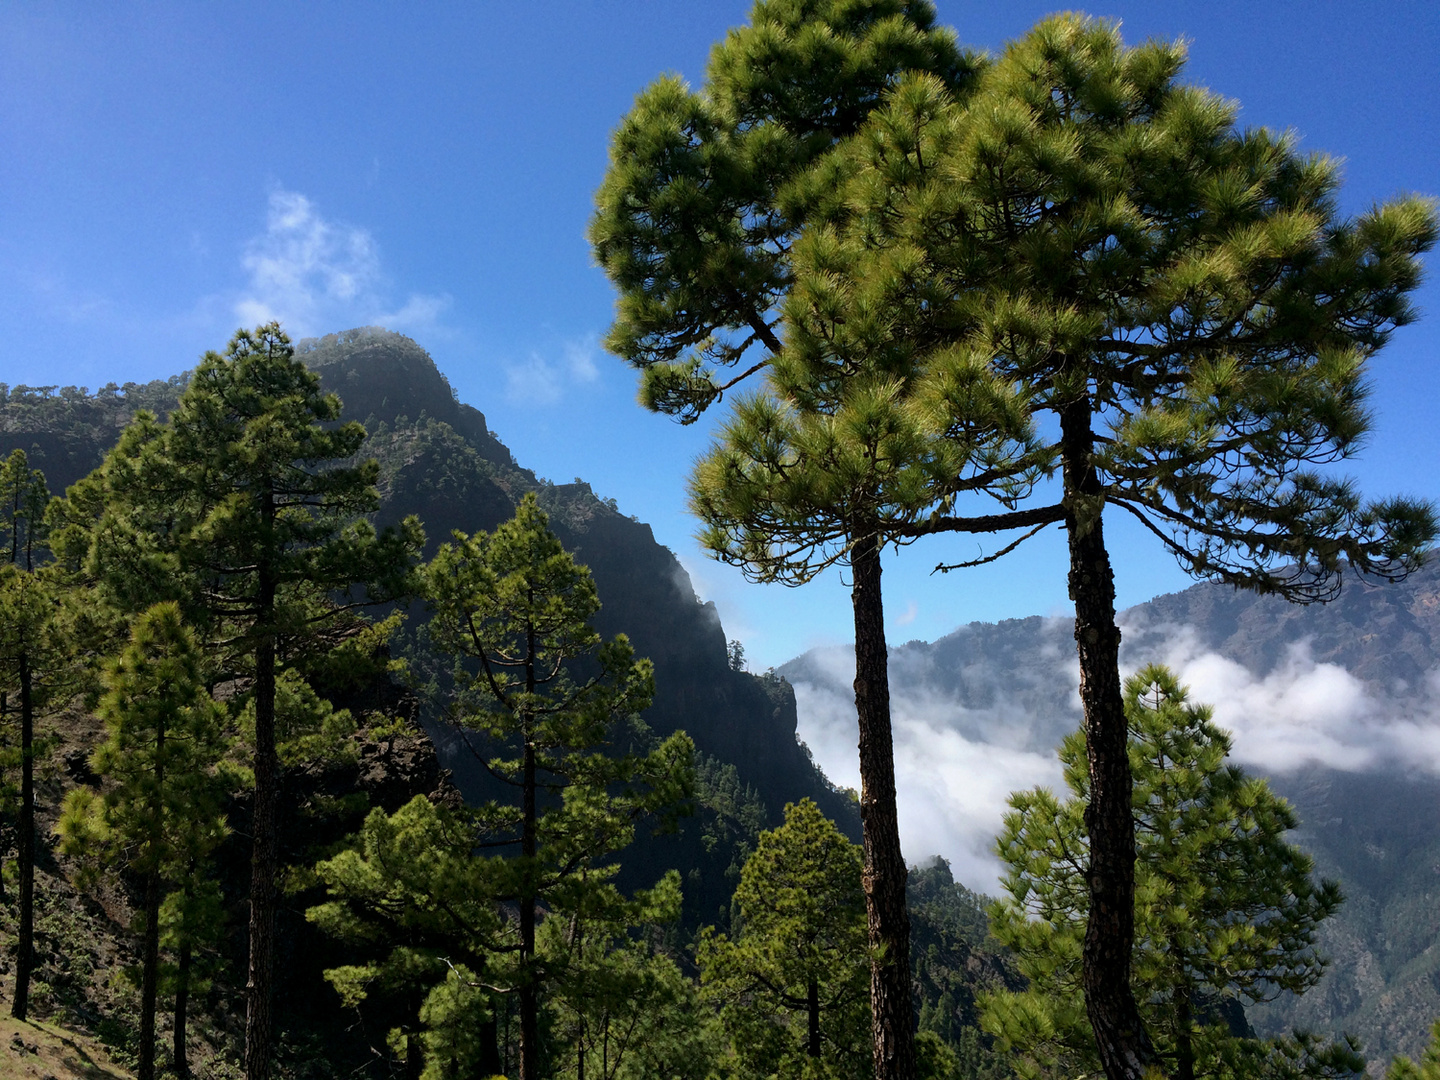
[1135,625,1440,776]
[790,643,1068,889]
[787,616,1440,892]
[234,188,449,338]
[504,337,601,405]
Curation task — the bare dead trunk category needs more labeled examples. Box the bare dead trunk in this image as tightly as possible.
[11,652,34,1021]
[245,495,279,1080]
[174,939,193,1080]
[850,532,916,1080]
[138,867,162,1080]
[1060,396,1161,1080]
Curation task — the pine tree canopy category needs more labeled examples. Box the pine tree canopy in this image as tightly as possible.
[983,663,1363,1080]
[698,798,871,1078]
[792,14,1437,593]
[1391,1023,1440,1080]
[76,322,423,644]
[590,0,975,422]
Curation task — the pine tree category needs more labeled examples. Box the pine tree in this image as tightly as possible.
[542,871,719,1080]
[1391,1023,1440,1080]
[308,794,509,1079]
[0,451,58,1021]
[983,664,1363,1080]
[590,0,973,423]
[698,798,871,1080]
[0,449,49,571]
[57,602,228,1080]
[159,878,226,1080]
[687,170,1053,1078]
[312,496,692,1080]
[594,11,1047,1074]
[768,17,1436,1075]
[68,323,424,1080]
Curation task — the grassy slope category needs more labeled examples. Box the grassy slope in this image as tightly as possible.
[0,1015,130,1080]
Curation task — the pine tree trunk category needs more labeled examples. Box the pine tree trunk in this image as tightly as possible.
[519,626,539,1080]
[1060,397,1161,1080]
[11,651,34,1021]
[518,753,538,1080]
[397,985,422,1080]
[139,867,162,1080]
[245,500,279,1080]
[479,1014,502,1078]
[1175,985,1194,1080]
[850,532,916,1080]
[0,686,7,902]
[807,975,821,1058]
[174,939,192,1080]
[139,705,168,1080]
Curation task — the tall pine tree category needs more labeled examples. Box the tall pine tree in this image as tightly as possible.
[984,664,1362,1080]
[767,17,1436,1075]
[596,10,1034,1074]
[69,323,423,1080]
[58,602,228,1080]
[0,450,57,1020]
[312,496,691,1080]
[697,798,871,1079]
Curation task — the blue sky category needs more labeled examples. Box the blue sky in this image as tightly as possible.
[3,1,1437,669]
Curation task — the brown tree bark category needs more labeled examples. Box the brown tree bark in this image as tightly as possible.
[850,531,916,1080]
[1060,396,1162,1080]
[518,624,539,1080]
[138,866,162,1080]
[245,494,279,1080]
[11,653,34,1021]
[174,939,193,1080]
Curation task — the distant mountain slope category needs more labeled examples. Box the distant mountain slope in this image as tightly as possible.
[780,563,1440,1065]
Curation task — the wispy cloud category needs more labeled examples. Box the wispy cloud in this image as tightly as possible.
[505,337,601,405]
[790,649,1065,889]
[892,600,919,628]
[234,188,449,338]
[788,641,1072,888]
[1139,626,1440,776]
[786,613,1440,891]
